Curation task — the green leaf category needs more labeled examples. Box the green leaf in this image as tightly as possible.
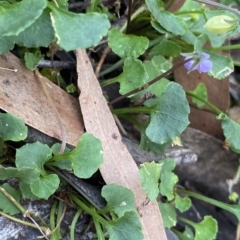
[108,28,149,58]
[107,211,143,240]
[146,82,190,144]
[183,226,194,240]
[114,57,148,95]
[19,182,39,200]
[160,171,178,201]
[0,167,40,199]
[55,0,68,9]
[145,0,186,35]
[0,0,47,37]
[0,167,40,183]
[132,56,171,103]
[217,113,240,153]
[149,39,181,58]
[189,83,208,107]
[175,194,191,213]
[49,143,72,170]
[140,130,170,154]
[16,142,52,175]
[14,9,54,48]
[159,158,176,172]
[31,174,60,200]
[159,158,178,201]
[0,112,27,141]
[208,52,234,79]
[55,133,103,178]
[49,3,110,51]
[24,51,44,71]
[194,34,208,52]
[0,183,21,215]
[191,216,218,240]
[66,83,77,93]
[101,184,136,217]
[139,162,162,200]
[51,143,71,155]
[0,36,15,54]
[158,202,177,228]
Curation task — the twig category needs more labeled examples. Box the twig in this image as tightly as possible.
[126,0,133,33]
[0,211,50,233]
[108,58,193,105]
[194,0,240,18]
[28,215,50,240]
[95,46,110,77]
[38,60,76,69]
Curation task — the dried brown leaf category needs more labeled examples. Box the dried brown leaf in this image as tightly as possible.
[0,53,84,146]
[76,49,167,240]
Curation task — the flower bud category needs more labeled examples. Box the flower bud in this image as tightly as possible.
[203,15,237,34]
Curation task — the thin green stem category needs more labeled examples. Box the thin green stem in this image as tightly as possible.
[177,215,196,226]
[70,209,83,240]
[92,206,105,240]
[177,188,240,221]
[99,59,124,77]
[70,193,110,226]
[208,44,240,51]
[50,201,58,233]
[186,91,222,115]
[233,61,240,67]
[100,78,118,88]
[0,210,49,232]
[175,10,204,15]
[120,5,148,32]
[112,106,153,115]
[117,114,146,130]
[55,200,63,238]
[131,17,151,24]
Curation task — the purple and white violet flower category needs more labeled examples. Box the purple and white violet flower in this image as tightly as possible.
[181,52,213,74]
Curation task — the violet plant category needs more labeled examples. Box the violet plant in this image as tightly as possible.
[0,0,240,239]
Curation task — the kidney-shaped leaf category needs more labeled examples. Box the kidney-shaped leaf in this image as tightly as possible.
[30,174,60,200]
[146,82,190,144]
[0,0,47,37]
[217,113,240,153]
[62,133,103,178]
[139,162,162,200]
[108,28,149,58]
[115,57,148,95]
[107,211,143,240]
[0,112,27,141]
[191,216,218,240]
[16,142,52,175]
[49,4,110,51]
[145,0,186,36]
[14,9,54,48]
[175,194,191,213]
[101,184,136,217]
